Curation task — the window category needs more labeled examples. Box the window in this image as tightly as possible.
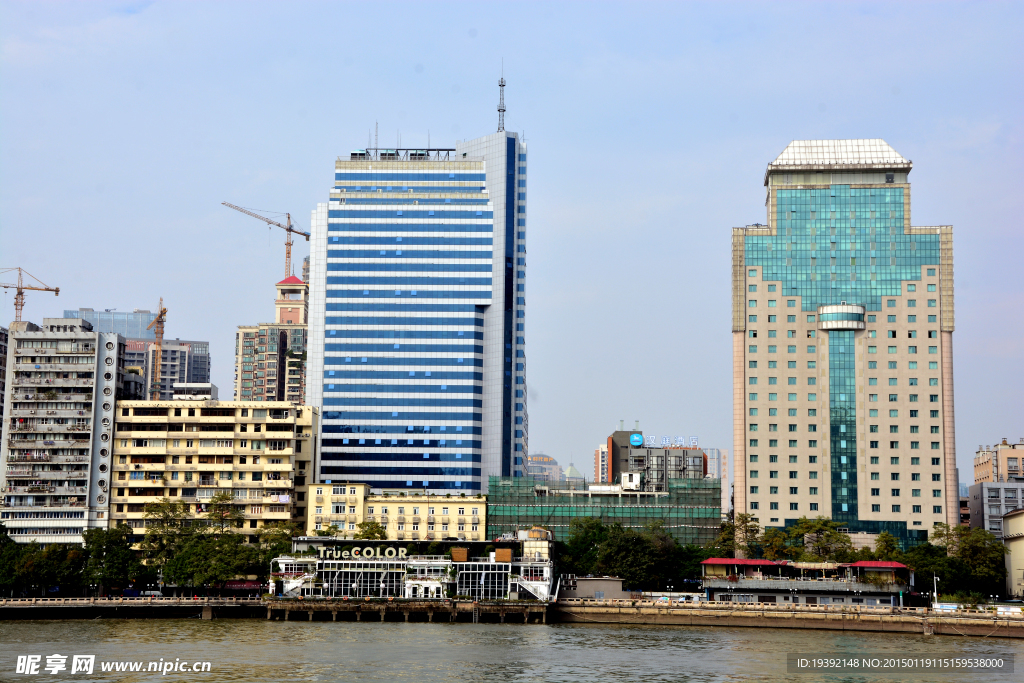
[911,458,920,466]
[749,470,758,478]
[889,378,898,386]
[890,410,899,417]
[749,377,758,385]
[928,299,937,307]
[790,503,799,510]
[931,457,940,466]
[749,393,758,400]
[749,502,759,509]
[889,394,898,402]
[749,300,757,308]
[788,377,796,385]
[887,300,895,308]
[768,285,776,292]
[749,408,758,415]
[748,315,757,323]
[872,504,881,512]
[888,347,897,354]
[749,346,757,353]
[871,488,880,496]
[768,315,776,322]
[913,505,922,513]
[749,455,758,462]
[787,330,795,338]
[870,440,879,448]
[908,299,917,307]
[892,505,901,512]
[749,330,757,338]
[789,455,798,463]
[931,442,940,450]
[871,472,880,480]
[768,300,776,307]
[769,471,778,479]
[750,486,759,494]
[871,456,879,464]
[891,456,900,465]
[808,471,817,479]
[891,489,900,497]
[891,473,900,481]
[769,455,778,462]
[748,285,757,292]
[911,441,920,449]
[769,502,779,510]
[869,394,878,402]
[908,346,917,354]
[787,300,795,308]
[749,269,757,277]
[868,346,877,354]
[933,506,942,514]
[789,471,797,479]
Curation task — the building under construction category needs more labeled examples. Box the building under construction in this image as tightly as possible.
[485,475,722,546]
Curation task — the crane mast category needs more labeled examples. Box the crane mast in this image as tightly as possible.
[0,268,59,322]
[222,202,311,278]
[146,299,167,401]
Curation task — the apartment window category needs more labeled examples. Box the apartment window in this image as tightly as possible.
[749,502,759,510]
[750,486,759,494]
[768,300,776,307]
[789,503,798,510]
[933,506,942,514]
[749,470,758,478]
[789,456,798,463]
[788,471,797,479]
[872,504,881,512]
[928,299,936,307]
[770,502,779,510]
[748,285,757,292]
[891,456,900,465]
[892,505,902,513]
[891,473,900,481]
[871,488,880,496]
[891,489,900,497]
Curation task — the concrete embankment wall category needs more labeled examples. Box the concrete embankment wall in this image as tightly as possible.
[553,601,1024,638]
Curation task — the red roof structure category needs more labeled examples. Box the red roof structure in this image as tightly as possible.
[847,561,908,569]
[277,275,305,285]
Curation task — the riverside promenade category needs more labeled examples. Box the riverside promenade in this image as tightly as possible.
[3,596,1023,638]
[555,598,1024,638]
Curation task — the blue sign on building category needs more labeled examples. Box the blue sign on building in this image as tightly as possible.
[629,433,643,447]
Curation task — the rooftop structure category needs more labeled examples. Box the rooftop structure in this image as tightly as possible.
[64,309,157,339]
[974,438,1024,484]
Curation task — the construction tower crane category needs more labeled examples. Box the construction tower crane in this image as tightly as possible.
[222,202,310,279]
[0,268,59,322]
[146,298,167,401]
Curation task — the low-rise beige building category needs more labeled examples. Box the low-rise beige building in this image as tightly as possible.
[110,401,317,539]
[306,482,486,542]
[974,438,1024,484]
[1004,508,1024,599]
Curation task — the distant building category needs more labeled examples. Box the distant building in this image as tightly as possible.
[1004,508,1024,599]
[526,453,562,482]
[1,318,126,543]
[625,447,706,492]
[564,463,585,484]
[111,401,317,542]
[602,423,643,484]
[125,339,212,402]
[486,476,720,545]
[968,480,1023,539]
[305,482,486,542]
[593,443,609,483]
[959,496,970,527]
[0,326,7,422]
[302,256,310,284]
[974,438,1024,484]
[234,277,308,406]
[64,308,157,339]
[172,383,219,400]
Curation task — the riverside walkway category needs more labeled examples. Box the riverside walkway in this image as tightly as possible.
[555,598,1024,638]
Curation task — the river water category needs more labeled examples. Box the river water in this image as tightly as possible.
[1,619,1021,682]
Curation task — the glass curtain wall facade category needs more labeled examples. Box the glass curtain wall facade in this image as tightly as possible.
[307,132,527,493]
[732,140,955,548]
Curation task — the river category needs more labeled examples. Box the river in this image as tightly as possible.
[1,620,1021,682]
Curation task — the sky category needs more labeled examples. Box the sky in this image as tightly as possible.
[1,1,1021,490]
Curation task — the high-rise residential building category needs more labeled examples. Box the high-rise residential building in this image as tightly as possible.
[0,326,8,422]
[732,139,956,547]
[125,339,212,401]
[110,401,317,542]
[973,438,1024,483]
[65,308,157,339]
[1,319,126,543]
[302,256,310,284]
[234,277,309,405]
[307,130,528,494]
[594,443,609,483]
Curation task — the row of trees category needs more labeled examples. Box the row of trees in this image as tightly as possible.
[712,513,1008,599]
[0,492,298,596]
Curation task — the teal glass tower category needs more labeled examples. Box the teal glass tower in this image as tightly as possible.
[732,140,955,547]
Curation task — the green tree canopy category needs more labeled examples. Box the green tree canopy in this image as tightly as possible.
[353,520,388,540]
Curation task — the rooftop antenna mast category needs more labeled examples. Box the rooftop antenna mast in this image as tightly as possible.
[374,122,378,159]
[497,76,506,132]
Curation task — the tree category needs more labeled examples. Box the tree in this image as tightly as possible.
[930,523,1007,596]
[314,524,341,537]
[595,524,655,590]
[253,522,299,579]
[163,534,259,591]
[760,527,792,561]
[562,518,609,576]
[16,544,85,596]
[353,520,388,540]
[140,498,194,569]
[83,525,146,595]
[206,492,244,533]
[787,517,854,561]
[0,522,26,596]
[873,531,902,561]
[707,512,760,557]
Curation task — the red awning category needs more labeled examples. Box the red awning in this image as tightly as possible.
[848,561,908,569]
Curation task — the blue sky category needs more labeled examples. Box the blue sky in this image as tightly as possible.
[1,1,1021,486]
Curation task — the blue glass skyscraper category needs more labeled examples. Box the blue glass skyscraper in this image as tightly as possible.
[307,131,528,493]
[733,140,955,547]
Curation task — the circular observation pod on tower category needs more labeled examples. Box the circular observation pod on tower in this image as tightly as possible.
[817,303,866,331]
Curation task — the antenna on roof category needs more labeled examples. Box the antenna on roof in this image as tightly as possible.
[497,65,506,133]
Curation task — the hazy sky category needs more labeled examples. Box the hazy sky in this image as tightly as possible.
[1,1,1021,487]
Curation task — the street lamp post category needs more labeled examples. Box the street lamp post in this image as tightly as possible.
[933,575,939,604]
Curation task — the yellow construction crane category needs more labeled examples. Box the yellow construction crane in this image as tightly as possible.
[146,298,167,400]
[222,202,310,279]
[0,268,59,322]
